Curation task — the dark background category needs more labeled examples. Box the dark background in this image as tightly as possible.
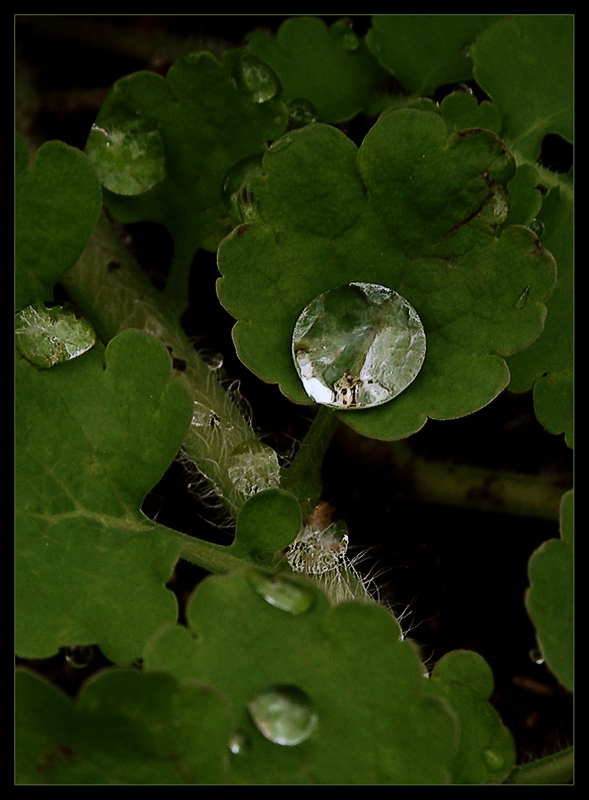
[16,14,573,767]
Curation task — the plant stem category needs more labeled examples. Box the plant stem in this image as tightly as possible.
[281,405,340,505]
[503,746,573,784]
[61,215,265,521]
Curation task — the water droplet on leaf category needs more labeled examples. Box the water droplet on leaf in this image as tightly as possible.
[233,52,280,104]
[287,97,318,127]
[529,647,545,665]
[228,730,249,754]
[15,305,96,369]
[86,120,165,195]
[483,748,505,771]
[514,285,531,309]
[222,154,264,220]
[292,283,427,409]
[248,571,315,614]
[528,218,545,237]
[63,645,93,669]
[227,441,281,497]
[248,685,317,746]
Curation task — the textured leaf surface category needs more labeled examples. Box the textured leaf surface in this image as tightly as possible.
[506,185,573,446]
[15,668,230,784]
[144,569,515,784]
[245,16,386,123]
[366,15,503,96]
[15,137,102,311]
[15,329,193,664]
[87,50,289,257]
[217,110,557,441]
[472,15,573,162]
[525,490,574,692]
[429,651,516,783]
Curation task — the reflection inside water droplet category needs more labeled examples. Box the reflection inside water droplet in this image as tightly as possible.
[63,645,94,669]
[292,283,426,410]
[86,120,165,195]
[228,730,249,754]
[15,305,96,369]
[248,571,315,614]
[483,748,505,771]
[227,441,281,497]
[248,685,317,746]
[233,53,280,104]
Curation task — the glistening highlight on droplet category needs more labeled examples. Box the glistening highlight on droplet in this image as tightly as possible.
[247,685,317,746]
[292,282,427,410]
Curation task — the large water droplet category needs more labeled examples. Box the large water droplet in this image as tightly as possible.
[248,685,317,746]
[15,305,96,369]
[483,748,505,772]
[292,282,426,409]
[227,441,281,498]
[287,520,349,575]
[233,53,280,104]
[248,571,315,614]
[86,120,165,195]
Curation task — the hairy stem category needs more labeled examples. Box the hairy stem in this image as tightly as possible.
[62,215,269,521]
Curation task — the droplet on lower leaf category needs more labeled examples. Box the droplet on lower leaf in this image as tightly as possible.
[292,282,427,409]
[248,570,315,614]
[15,305,96,369]
[86,120,165,195]
[247,685,317,746]
[63,645,93,669]
[227,441,281,497]
[287,520,349,575]
[233,52,280,104]
[287,98,318,127]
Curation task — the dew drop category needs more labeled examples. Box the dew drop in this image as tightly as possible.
[86,120,165,195]
[228,730,250,754]
[514,285,531,309]
[227,441,281,497]
[248,571,315,614]
[233,52,280,104]
[483,748,505,772]
[15,305,96,369]
[292,282,426,410]
[63,645,93,669]
[286,97,318,127]
[222,153,264,220]
[248,685,317,746]
[529,647,545,665]
[528,218,545,238]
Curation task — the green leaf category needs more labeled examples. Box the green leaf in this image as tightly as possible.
[506,185,573,446]
[86,50,289,312]
[366,15,504,96]
[217,111,557,441]
[232,488,303,558]
[525,490,574,692]
[245,16,386,123]
[15,138,102,311]
[15,667,230,784]
[145,569,459,784]
[429,650,516,783]
[471,15,573,162]
[15,328,193,664]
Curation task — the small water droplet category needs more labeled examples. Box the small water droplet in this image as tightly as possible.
[86,120,165,195]
[287,97,318,127]
[15,305,96,369]
[222,154,264,221]
[514,285,531,309]
[269,134,294,154]
[191,401,220,429]
[248,685,317,746]
[63,645,93,669]
[529,647,545,665]
[248,571,315,614]
[292,283,427,410]
[227,441,281,497]
[228,730,250,754]
[528,218,545,238]
[233,52,280,104]
[483,748,505,771]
